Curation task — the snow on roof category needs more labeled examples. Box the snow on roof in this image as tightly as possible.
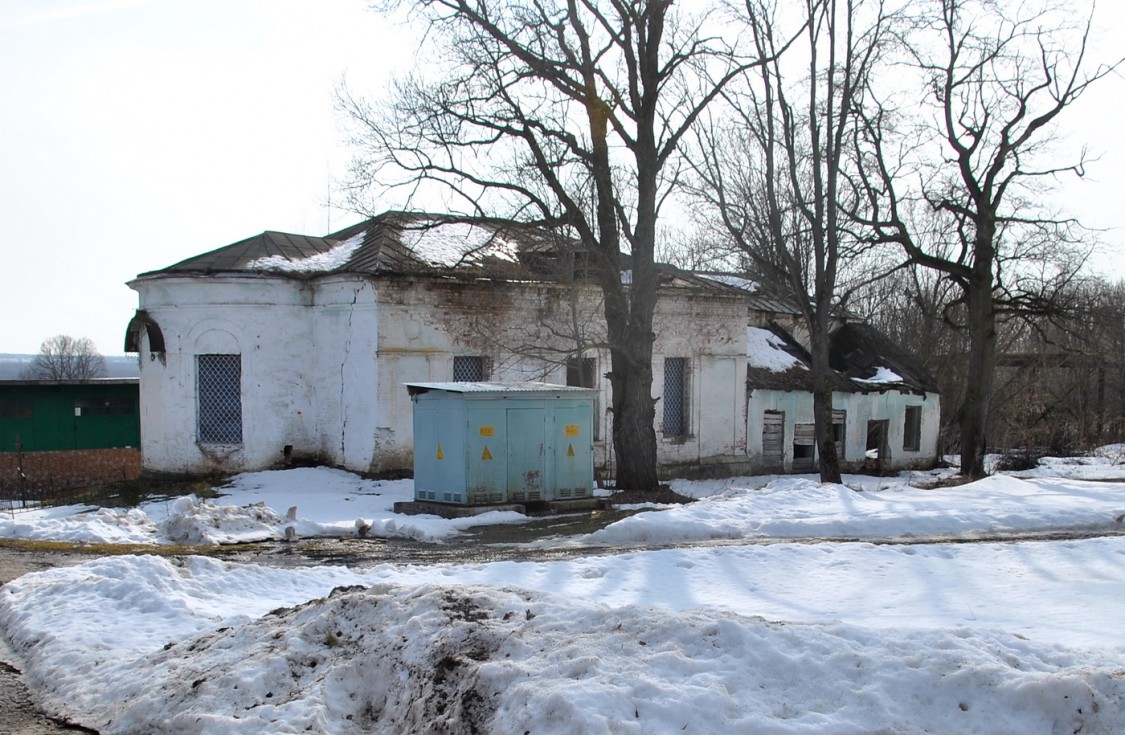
[699,273,760,293]
[747,326,805,372]
[400,221,519,267]
[854,365,905,385]
[247,231,366,272]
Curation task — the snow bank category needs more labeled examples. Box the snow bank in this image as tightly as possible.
[3,561,1122,735]
[586,476,1125,545]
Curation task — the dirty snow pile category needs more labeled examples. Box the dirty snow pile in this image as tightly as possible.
[0,467,526,545]
[1,458,1124,732]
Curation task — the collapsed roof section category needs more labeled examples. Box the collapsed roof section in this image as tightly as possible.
[745,322,938,396]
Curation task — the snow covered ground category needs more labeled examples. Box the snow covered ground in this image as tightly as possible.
[1,456,1124,733]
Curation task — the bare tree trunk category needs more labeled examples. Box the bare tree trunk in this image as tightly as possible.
[960,272,996,479]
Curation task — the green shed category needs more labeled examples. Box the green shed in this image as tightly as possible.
[0,379,140,452]
[406,382,596,505]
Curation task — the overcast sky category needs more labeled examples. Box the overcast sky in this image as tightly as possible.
[2,0,1123,357]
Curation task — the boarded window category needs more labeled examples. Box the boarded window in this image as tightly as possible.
[762,410,784,467]
[832,410,846,460]
[793,422,815,471]
[197,354,242,444]
[453,355,488,382]
[663,357,689,436]
[903,405,922,452]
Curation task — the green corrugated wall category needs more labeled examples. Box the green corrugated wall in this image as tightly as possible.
[0,383,140,452]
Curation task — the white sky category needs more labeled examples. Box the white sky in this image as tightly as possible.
[1,0,1123,356]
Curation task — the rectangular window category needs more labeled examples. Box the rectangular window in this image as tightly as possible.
[566,356,597,388]
[453,355,489,382]
[903,405,922,452]
[197,354,242,444]
[0,399,32,419]
[663,357,689,436]
[75,396,136,416]
[832,410,846,460]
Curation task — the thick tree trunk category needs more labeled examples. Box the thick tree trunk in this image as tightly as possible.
[960,273,997,479]
[810,326,842,484]
[608,340,659,490]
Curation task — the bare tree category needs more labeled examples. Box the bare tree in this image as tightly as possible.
[858,0,1119,478]
[340,0,758,490]
[23,335,107,382]
[689,0,899,483]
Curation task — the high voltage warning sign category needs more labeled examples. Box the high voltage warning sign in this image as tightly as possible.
[435,443,444,461]
[481,446,493,461]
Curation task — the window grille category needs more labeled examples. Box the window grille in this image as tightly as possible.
[197,354,242,444]
[453,355,488,382]
[663,357,688,436]
[566,356,597,388]
[903,405,922,452]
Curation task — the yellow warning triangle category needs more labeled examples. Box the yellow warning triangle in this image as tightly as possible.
[566,443,575,457]
[436,443,444,461]
[481,445,493,461]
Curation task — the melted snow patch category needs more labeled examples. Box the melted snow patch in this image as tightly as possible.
[400,221,518,266]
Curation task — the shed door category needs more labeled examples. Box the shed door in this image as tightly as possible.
[507,408,545,501]
[762,410,784,469]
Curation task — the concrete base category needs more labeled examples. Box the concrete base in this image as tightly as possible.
[394,496,607,519]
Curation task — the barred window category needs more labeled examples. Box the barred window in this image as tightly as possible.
[566,356,597,388]
[197,354,242,444]
[903,405,922,452]
[663,357,689,436]
[453,355,488,382]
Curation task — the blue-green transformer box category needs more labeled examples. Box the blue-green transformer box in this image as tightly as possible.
[406,382,596,505]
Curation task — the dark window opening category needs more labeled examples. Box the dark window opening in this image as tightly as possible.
[566,356,597,388]
[793,422,816,470]
[75,396,136,417]
[197,354,242,444]
[832,410,846,460]
[903,405,922,452]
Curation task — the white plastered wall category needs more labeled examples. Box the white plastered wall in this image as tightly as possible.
[746,388,941,472]
[130,274,378,475]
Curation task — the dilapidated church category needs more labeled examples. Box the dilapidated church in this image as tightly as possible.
[125,212,940,479]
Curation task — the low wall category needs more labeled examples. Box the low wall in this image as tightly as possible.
[0,448,142,498]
